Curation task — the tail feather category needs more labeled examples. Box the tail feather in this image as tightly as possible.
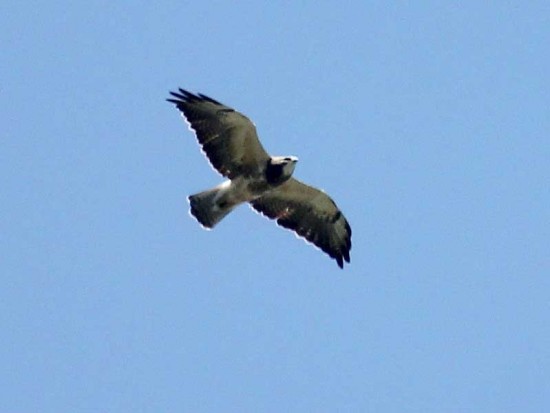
[188,185,235,229]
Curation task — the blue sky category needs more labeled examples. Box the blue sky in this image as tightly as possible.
[2,1,549,411]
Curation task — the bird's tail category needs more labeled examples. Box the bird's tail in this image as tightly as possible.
[188,183,236,229]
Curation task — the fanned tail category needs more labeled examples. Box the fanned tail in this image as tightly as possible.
[188,184,235,229]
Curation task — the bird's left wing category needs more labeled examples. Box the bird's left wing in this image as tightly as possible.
[167,89,270,179]
[250,178,352,268]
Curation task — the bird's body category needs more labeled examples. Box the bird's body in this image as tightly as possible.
[167,89,352,268]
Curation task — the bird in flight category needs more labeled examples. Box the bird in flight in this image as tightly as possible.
[167,89,352,268]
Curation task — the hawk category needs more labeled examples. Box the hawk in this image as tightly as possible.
[167,89,352,268]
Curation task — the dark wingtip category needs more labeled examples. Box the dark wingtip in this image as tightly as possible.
[166,88,197,103]
[178,88,196,99]
[197,93,223,105]
[343,248,350,263]
[167,88,224,107]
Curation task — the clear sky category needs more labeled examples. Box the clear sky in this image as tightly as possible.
[2,2,549,412]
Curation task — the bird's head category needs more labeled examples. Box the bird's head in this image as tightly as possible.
[272,155,298,175]
[267,156,298,184]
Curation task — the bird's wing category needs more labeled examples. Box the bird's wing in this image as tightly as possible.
[250,178,352,268]
[167,89,270,178]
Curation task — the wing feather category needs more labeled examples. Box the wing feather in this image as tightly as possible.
[167,89,270,178]
[251,178,352,268]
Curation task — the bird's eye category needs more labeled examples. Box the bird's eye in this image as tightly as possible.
[284,157,291,161]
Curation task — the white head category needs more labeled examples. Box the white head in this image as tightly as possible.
[267,156,298,184]
[271,155,298,175]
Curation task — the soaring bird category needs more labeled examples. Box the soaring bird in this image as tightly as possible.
[167,89,352,268]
